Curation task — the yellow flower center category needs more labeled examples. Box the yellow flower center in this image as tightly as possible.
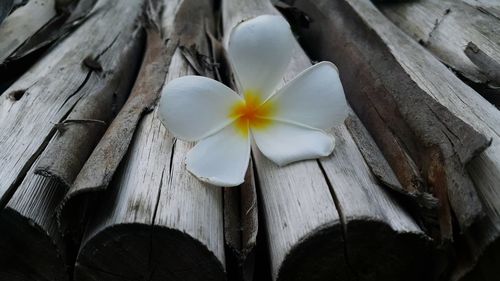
[229,90,276,137]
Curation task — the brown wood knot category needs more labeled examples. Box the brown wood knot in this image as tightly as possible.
[82,56,103,72]
[8,89,26,101]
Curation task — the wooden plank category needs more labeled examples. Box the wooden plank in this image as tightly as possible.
[223,0,428,280]
[292,0,500,278]
[378,0,500,101]
[0,0,144,208]
[0,157,69,281]
[74,1,226,280]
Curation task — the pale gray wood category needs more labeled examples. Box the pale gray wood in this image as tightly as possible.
[295,0,500,278]
[223,1,428,280]
[0,0,144,208]
[0,157,69,281]
[461,0,500,20]
[379,0,500,87]
[74,1,225,280]
[0,0,56,64]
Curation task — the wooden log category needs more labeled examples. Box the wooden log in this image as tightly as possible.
[0,157,69,281]
[0,0,145,208]
[223,1,429,280]
[35,26,143,189]
[73,1,226,280]
[293,0,491,239]
[378,0,500,103]
[291,0,500,278]
[57,0,175,244]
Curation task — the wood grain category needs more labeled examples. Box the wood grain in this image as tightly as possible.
[74,1,226,280]
[0,0,144,209]
[0,157,69,281]
[379,0,500,97]
[223,0,428,280]
[293,0,500,278]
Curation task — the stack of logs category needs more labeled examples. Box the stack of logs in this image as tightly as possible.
[0,0,498,280]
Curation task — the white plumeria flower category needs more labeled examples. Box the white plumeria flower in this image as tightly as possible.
[158,15,347,187]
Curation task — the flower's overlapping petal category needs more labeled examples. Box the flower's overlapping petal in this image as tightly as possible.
[228,15,294,101]
[158,75,242,141]
[267,62,348,130]
[252,121,335,166]
[186,124,251,187]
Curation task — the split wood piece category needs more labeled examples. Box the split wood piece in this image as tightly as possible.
[0,0,144,209]
[292,0,500,278]
[35,27,143,189]
[293,0,491,240]
[57,0,174,244]
[223,160,258,281]
[223,0,428,280]
[378,0,500,101]
[0,157,69,281]
[74,1,225,280]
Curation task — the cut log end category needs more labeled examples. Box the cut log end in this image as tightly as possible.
[276,220,431,281]
[75,224,225,281]
[0,208,69,281]
[275,223,346,281]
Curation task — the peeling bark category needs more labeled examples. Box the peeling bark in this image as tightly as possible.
[0,0,145,209]
[224,1,429,281]
[293,0,490,241]
[73,1,226,280]
[379,0,500,104]
[292,0,500,278]
[35,28,144,189]
[58,8,175,244]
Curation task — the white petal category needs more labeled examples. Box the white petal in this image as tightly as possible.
[228,15,294,101]
[267,62,348,130]
[186,124,250,187]
[252,121,335,166]
[158,75,242,141]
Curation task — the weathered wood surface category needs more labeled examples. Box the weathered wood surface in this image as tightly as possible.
[56,0,166,244]
[223,1,428,281]
[0,156,69,281]
[74,1,226,280]
[0,0,143,209]
[294,0,491,240]
[461,0,500,20]
[292,0,500,278]
[0,0,56,64]
[35,26,143,188]
[224,163,259,281]
[378,0,500,103]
